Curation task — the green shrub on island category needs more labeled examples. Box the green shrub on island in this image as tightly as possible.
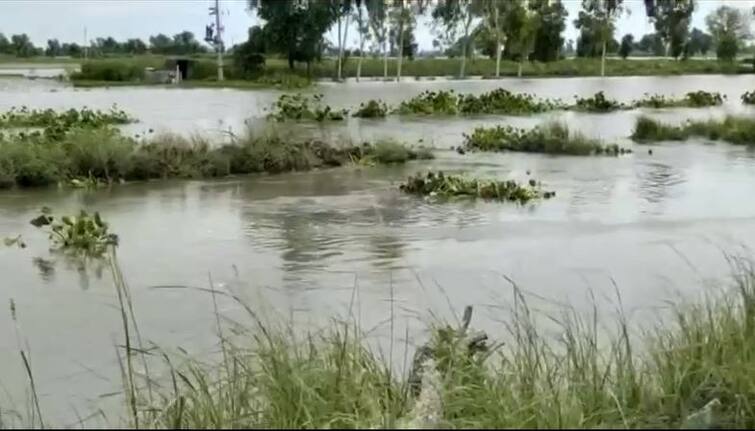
[268,94,348,122]
[742,91,755,105]
[463,123,631,156]
[395,90,460,115]
[572,91,626,112]
[352,99,389,118]
[632,115,755,145]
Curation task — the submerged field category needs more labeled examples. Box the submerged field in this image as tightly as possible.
[2,75,755,428]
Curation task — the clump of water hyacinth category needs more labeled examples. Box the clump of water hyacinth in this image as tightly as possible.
[267,93,348,122]
[399,170,554,203]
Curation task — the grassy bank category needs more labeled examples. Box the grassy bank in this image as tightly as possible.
[6,242,755,428]
[632,116,755,145]
[463,122,630,156]
[0,125,432,190]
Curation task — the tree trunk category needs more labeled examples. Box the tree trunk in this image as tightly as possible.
[341,14,350,80]
[396,16,404,82]
[494,8,501,78]
[383,37,388,79]
[357,53,363,82]
[517,59,523,78]
[337,16,343,81]
[460,18,470,78]
[601,39,606,77]
[288,52,295,70]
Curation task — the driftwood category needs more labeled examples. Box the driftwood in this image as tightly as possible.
[407,305,489,396]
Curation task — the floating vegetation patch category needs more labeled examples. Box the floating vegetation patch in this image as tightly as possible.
[30,207,118,258]
[399,171,554,203]
[571,91,626,112]
[352,99,389,118]
[0,105,133,128]
[395,90,460,115]
[633,90,725,108]
[267,94,348,122]
[742,91,755,105]
[631,115,755,145]
[457,89,566,115]
[463,122,631,156]
[350,139,434,166]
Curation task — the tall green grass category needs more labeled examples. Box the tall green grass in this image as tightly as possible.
[632,116,755,145]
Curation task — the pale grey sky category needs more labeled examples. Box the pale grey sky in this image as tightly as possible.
[1,0,753,51]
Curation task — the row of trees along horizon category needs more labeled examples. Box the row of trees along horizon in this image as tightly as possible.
[1,0,752,79]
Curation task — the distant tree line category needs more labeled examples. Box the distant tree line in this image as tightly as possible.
[0,30,210,58]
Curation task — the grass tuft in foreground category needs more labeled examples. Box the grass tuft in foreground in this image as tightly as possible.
[399,170,553,203]
[631,115,755,145]
[463,122,631,156]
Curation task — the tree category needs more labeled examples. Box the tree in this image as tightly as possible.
[149,34,173,54]
[234,26,266,77]
[574,0,624,76]
[529,0,567,62]
[0,33,10,55]
[433,0,484,78]
[636,32,665,55]
[389,0,426,82]
[366,0,389,78]
[172,31,205,55]
[10,34,36,57]
[686,27,713,57]
[504,0,538,77]
[353,0,371,81]
[481,0,509,77]
[652,0,694,59]
[62,43,83,57]
[331,0,353,81]
[124,39,147,55]
[45,39,62,57]
[705,5,752,61]
[618,33,633,59]
[248,0,337,72]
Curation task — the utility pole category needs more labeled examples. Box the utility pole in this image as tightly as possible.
[211,0,224,81]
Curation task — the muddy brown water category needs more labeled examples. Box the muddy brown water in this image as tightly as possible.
[1,75,754,426]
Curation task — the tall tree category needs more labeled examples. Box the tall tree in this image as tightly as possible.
[686,27,713,57]
[248,0,337,72]
[0,33,10,55]
[636,32,665,55]
[353,0,371,81]
[528,0,567,62]
[433,0,484,78]
[10,34,36,57]
[389,0,426,82]
[45,39,62,57]
[504,0,538,77]
[149,34,173,54]
[366,0,389,79]
[331,0,353,81]
[575,0,624,76]
[705,5,752,61]
[618,33,633,59]
[124,39,148,55]
[652,0,694,59]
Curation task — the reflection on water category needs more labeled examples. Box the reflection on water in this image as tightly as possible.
[2,76,755,425]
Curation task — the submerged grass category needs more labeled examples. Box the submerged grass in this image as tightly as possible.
[632,115,755,145]
[0,125,432,190]
[463,122,631,156]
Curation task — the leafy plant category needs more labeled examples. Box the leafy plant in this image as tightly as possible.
[395,90,460,115]
[572,91,626,112]
[741,91,755,105]
[29,207,118,257]
[463,122,631,156]
[352,99,389,118]
[399,171,554,203]
[267,94,348,122]
[458,88,566,115]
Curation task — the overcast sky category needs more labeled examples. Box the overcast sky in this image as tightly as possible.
[1,0,753,51]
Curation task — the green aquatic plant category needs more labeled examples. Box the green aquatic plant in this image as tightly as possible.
[267,94,348,122]
[399,171,553,203]
[684,90,725,107]
[632,91,725,109]
[572,91,626,112]
[0,105,133,129]
[457,89,566,115]
[632,115,755,145]
[395,90,460,115]
[29,207,118,257]
[742,91,755,105]
[463,122,631,156]
[349,139,434,166]
[352,99,390,118]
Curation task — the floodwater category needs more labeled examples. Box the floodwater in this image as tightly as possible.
[1,75,755,426]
